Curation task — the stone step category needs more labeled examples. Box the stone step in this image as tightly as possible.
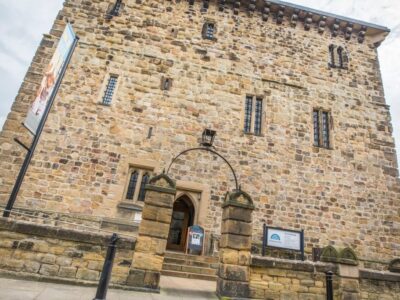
[163,257,219,269]
[163,263,217,276]
[164,251,219,264]
[161,269,217,282]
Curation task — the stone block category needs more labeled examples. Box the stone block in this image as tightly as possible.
[127,268,160,290]
[138,220,170,239]
[142,204,172,224]
[221,219,252,236]
[219,264,249,281]
[133,252,163,271]
[55,256,72,266]
[222,206,252,223]
[145,191,174,209]
[135,236,167,256]
[22,261,41,273]
[217,278,250,299]
[220,234,252,250]
[39,264,60,276]
[41,253,56,264]
[238,250,251,266]
[340,278,359,293]
[220,248,239,265]
[76,268,99,281]
[59,266,77,278]
[339,264,359,279]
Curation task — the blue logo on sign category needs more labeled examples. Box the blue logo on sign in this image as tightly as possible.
[271,234,281,241]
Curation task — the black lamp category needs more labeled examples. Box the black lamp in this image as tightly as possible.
[201,129,216,147]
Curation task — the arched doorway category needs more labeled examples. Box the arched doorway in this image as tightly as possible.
[167,195,194,252]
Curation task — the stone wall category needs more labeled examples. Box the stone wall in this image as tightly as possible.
[0,218,135,286]
[250,256,400,300]
[0,0,399,265]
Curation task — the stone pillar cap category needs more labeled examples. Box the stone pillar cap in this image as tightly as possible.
[222,190,254,210]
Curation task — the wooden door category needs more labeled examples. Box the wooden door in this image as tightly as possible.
[167,199,191,252]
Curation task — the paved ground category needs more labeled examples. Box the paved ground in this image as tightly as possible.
[0,276,218,300]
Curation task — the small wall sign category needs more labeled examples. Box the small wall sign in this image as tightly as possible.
[262,225,305,260]
[186,225,205,254]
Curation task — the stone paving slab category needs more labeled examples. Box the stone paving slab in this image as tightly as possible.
[0,276,218,300]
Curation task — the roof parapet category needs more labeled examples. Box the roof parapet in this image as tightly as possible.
[189,0,390,46]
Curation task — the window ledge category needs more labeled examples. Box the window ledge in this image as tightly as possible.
[244,131,264,137]
[117,201,143,211]
[313,145,333,151]
[97,102,111,107]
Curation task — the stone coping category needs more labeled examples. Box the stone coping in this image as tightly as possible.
[0,218,136,250]
[251,255,337,274]
[360,269,400,282]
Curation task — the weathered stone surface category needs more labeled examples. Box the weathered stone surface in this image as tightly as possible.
[221,219,252,236]
[0,0,398,270]
[39,264,59,276]
[58,266,77,278]
[219,264,249,282]
[138,220,170,239]
[220,233,252,250]
[222,206,253,223]
[76,268,99,281]
[141,204,172,224]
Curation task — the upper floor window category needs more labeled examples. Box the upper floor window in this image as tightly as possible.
[313,109,331,149]
[102,75,118,106]
[329,45,348,69]
[161,77,173,91]
[244,96,263,136]
[111,0,123,16]
[202,22,216,40]
[125,168,152,202]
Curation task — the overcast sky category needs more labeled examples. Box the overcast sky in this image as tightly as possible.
[0,0,399,163]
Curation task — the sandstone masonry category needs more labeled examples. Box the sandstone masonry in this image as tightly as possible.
[0,0,399,272]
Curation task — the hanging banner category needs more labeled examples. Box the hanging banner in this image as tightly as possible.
[24,23,76,134]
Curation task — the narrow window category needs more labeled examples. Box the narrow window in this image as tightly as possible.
[102,75,118,105]
[329,44,336,68]
[138,173,150,201]
[313,110,320,146]
[206,23,214,39]
[313,109,331,149]
[126,171,138,200]
[254,98,263,135]
[202,22,215,40]
[337,47,348,69]
[322,112,330,148]
[111,0,122,16]
[244,96,253,133]
[161,77,172,91]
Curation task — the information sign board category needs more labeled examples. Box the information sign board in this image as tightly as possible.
[262,225,305,260]
[187,225,205,254]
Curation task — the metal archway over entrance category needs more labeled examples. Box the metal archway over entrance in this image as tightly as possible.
[166,147,240,190]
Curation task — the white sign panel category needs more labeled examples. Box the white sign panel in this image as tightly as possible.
[267,228,301,251]
[24,23,76,134]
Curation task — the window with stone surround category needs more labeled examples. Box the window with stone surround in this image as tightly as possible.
[244,95,263,135]
[329,44,349,69]
[161,77,173,91]
[202,22,216,40]
[102,74,118,106]
[125,168,152,202]
[313,109,331,149]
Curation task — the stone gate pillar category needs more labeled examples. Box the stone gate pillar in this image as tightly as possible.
[217,190,254,299]
[127,173,176,292]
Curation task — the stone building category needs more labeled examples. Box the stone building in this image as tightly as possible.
[0,0,399,288]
